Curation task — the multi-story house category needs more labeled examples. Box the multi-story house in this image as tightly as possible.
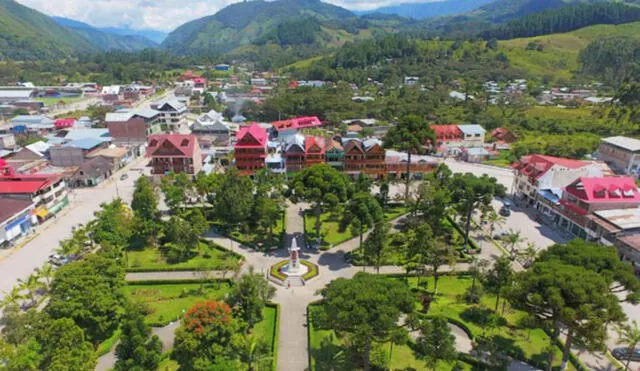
[272,116,322,142]
[343,140,366,176]
[552,177,640,239]
[150,100,187,129]
[512,154,604,206]
[325,140,344,171]
[363,139,386,178]
[304,136,326,167]
[234,124,267,175]
[147,134,202,177]
[105,109,162,145]
[598,136,640,177]
[457,125,486,148]
[431,125,464,148]
[284,135,305,173]
[0,170,68,221]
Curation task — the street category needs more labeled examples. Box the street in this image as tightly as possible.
[0,159,145,299]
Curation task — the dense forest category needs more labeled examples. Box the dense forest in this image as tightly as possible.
[480,2,640,40]
[580,36,640,86]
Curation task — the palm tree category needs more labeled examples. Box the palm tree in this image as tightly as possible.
[0,287,23,309]
[616,320,640,371]
[486,210,506,237]
[17,273,42,307]
[36,264,54,290]
[503,229,524,259]
[236,334,272,371]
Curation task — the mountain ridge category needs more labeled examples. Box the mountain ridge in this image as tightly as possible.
[53,17,158,52]
[356,0,495,20]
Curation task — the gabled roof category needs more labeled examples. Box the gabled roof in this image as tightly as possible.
[458,124,486,136]
[326,140,343,152]
[285,134,305,153]
[305,136,326,155]
[236,123,267,149]
[75,156,113,178]
[363,139,382,151]
[514,154,588,179]
[272,116,322,132]
[565,177,640,203]
[431,125,463,139]
[152,99,186,113]
[343,139,364,154]
[147,134,198,158]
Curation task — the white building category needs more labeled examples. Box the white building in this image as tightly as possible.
[457,125,486,148]
[598,136,640,177]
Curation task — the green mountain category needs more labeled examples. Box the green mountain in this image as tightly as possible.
[0,0,98,60]
[161,0,360,55]
[406,0,617,35]
[53,17,158,52]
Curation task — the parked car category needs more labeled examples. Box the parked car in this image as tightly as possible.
[499,206,511,217]
[612,347,640,362]
[48,254,68,266]
[120,174,129,181]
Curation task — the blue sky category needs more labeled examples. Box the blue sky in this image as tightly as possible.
[16,0,439,31]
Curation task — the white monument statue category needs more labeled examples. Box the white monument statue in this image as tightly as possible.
[288,237,301,274]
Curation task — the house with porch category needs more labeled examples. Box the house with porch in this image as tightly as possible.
[284,135,305,173]
[304,136,326,168]
[325,140,344,171]
[234,123,268,175]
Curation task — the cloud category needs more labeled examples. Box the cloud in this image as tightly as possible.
[16,0,442,31]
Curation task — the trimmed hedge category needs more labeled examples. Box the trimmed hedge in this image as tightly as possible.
[268,303,280,371]
[301,260,319,281]
[124,278,233,286]
[270,260,319,282]
[270,260,288,281]
[446,215,481,252]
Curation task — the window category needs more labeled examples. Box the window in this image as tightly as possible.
[181,139,189,147]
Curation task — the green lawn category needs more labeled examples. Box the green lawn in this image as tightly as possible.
[309,305,473,371]
[229,216,285,250]
[122,282,233,326]
[304,205,409,248]
[309,275,575,370]
[127,241,241,272]
[483,150,514,168]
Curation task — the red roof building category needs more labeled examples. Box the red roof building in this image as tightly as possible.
[513,154,587,180]
[563,177,640,212]
[0,173,69,220]
[272,116,323,132]
[147,134,202,176]
[491,127,517,143]
[304,136,326,167]
[54,119,75,129]
[431,125,463,145]
[234,124,268,174]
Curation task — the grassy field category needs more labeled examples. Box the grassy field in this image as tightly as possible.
[122,282,233,326]
[304,205,409,248]
[309,275,574,370]
[500,21,640,81]
[127,241,241,271]
[483,150,514,168]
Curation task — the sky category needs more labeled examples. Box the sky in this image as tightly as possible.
[15,0,440,31]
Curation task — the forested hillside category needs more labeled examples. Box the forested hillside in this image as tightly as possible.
[0,0,97,60]
[480,2,640,40]
[580,37,640,85]
[54,17,158,52]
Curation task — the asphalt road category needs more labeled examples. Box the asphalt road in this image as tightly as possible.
[0,160,145,300]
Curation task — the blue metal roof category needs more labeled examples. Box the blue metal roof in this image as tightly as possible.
[458,124,486,135]
[63,138,104,150]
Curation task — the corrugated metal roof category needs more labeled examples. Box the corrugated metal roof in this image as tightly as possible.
[602,136,640,152]
[63,138,104,150]
[458,125,486,135]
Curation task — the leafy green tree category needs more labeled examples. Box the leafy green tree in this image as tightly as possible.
[451,173,505,249]
[363,222,390,273]
[46,254,125,345]
[91,199,133,250]
[17,273,42,307]
[131,176,161,246]
[289,164,352,239]
[414,316,457,371]
[412,178,451,235]
[537,239,640,303]
[504,229,524,259]
[383,115,436,200]
[187,208,209,237]
[172,301,238,370]
[316,273,413,371]
[164,215,200,261]
[36,317,96,371]
[616,320,640,371]
[227,266,276,329]
[423,237,457,296]
[213,169,255,232]
[115,302,162,371]
[253,193,282,242]
[160,172,192,214]
[342,192,384,250]
[0,337,41,371]
[509,261,625,367]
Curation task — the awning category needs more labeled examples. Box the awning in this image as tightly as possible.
[34,207,48,219]
[48,197,69,214]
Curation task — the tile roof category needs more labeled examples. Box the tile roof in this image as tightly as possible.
[431,125,463,140]
[147,134,198,157]
[305,136,326,154]
[565,176,640,203]
[0,197,34,224]
[272,116,322,131]
[326,140,343,152]
[514,154,588,179]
